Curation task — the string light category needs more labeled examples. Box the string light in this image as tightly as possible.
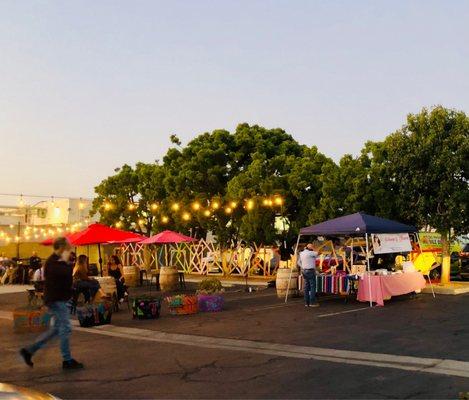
[115,222,123,228]
[203,210,211,217]
[138,219,145,226]
[128,203,136,211]
[211,201,220,210]
[274,196,284,206]
[230,201,237,208]
[161,216,169,224]
[225,207,232,215]
[182,212,191,221]
[246,199,255,211]
[150,203,159,211]
[171,203,180,211]
[191,201,201,211]
[104,202,112,211]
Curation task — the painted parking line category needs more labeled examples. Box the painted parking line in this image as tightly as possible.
[3,309,469,379]
[317,307,373,318]
[245,300,303,312]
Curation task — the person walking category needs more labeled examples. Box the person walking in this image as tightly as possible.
[298,243,319,307]
[20,237,84,370]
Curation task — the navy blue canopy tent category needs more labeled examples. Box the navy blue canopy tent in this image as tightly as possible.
[300,212,416,236]
[284,213,417,306]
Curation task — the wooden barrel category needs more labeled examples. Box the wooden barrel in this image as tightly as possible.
[95,276,117,297]
[275,268,299,298]
[123,266,139,287]
[159,266,179,292]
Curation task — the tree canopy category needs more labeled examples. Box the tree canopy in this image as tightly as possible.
[91,107,469,247]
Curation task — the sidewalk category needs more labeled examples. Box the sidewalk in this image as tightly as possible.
[0,285,33,295]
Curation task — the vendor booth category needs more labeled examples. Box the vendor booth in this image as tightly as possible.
[289,212,427,306]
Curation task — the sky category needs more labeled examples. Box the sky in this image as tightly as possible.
[1,0,468,203]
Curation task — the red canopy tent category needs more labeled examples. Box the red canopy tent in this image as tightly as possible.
[140,230,197,267]
[71,223,144,246]
[42,223,144,275]
[40,231,82,246]
[71,223,145,275]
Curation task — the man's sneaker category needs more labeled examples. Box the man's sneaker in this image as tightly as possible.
[20,348,33,367]
[63,359,84,370]
[309,303,320,307]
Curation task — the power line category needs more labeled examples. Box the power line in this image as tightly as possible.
[0,193,91,200]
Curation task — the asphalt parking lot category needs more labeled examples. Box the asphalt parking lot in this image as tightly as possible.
[1,286,469,399]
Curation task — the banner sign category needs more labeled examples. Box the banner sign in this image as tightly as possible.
[371,233,412,254]
[418,232,442,250]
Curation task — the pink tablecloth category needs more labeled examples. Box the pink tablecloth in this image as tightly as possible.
[357,272,426,306]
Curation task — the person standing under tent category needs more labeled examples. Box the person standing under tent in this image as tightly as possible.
[20,237,84,370]
[298,243,319,307]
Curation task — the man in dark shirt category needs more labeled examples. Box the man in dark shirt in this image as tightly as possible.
[20,237,84,370]
[29,251,42,270]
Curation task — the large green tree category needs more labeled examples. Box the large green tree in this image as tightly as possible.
[91,163,168,236]
[381,106,469,282]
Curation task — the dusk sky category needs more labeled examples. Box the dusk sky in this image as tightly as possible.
[1,0,468,202]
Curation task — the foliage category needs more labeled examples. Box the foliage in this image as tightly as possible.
[197,277,224,295]
[380,106,469,238]
[91,107,469,249]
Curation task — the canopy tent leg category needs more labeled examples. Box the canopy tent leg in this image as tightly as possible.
[365,233,373,307]
[285,234,301,304]
[98,243,103,277]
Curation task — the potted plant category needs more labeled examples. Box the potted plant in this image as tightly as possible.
[197,277,224,312]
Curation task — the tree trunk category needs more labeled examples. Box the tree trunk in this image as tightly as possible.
[440,231,451,285]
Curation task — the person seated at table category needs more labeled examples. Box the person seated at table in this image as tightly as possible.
[1,260,18,285]
[108,255,127,302]
[73,255,102,303]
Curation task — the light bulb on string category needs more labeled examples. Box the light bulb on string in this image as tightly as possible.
[211,200,220,210]
[182,212,191,221]
[246,199,255,211]
[191,201,201,211]
[161,216,169,224]
[230,201,237,208]
[171,202,180,211]
[203,210,211,217]
[274,196,284,206]
[225,207,232,215]
[150,203,159,211]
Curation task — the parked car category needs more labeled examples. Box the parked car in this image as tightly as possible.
[459,244,469,280]
[0,383,58,399]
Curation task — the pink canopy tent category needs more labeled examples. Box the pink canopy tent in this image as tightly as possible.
[140,230,196,245]
[140,230,197,267]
